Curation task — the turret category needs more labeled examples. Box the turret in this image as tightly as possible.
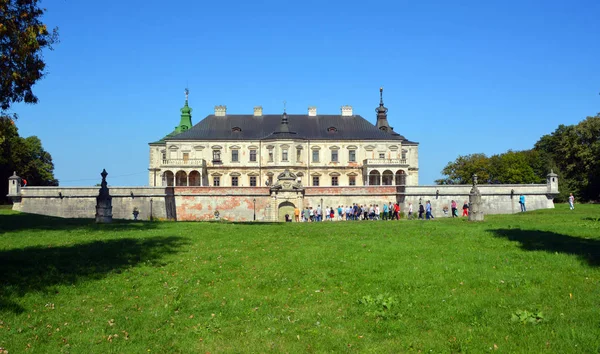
[175,88,193,133]
[375,87,393,132]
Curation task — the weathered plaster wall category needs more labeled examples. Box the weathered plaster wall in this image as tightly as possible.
[405,184,554,216]
[13,187,168,220]
[174,187,271,221]
[10,183,556,221]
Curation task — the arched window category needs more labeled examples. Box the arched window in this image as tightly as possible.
[163,171,174,187]
[395,170,406,186]
[382,170,394,185]
[369,170,381,186]
[189,170,201,186]
[175,170,187,186]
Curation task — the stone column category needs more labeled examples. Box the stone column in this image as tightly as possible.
[468,174,484,222]
[95,169,113,223]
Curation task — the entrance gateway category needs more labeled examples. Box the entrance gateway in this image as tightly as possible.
[278,201,295,222]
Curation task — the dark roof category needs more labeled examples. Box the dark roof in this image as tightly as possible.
[162,114,418,144]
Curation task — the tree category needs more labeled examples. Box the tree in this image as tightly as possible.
[0,117,57,203]
[535,114,600,201]
[0,0,58,114]
[436,153,492,185]
[437,150,546,186]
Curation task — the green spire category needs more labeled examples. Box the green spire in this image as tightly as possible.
[175,88,192,133]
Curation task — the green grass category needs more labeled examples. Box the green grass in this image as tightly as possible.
[1,205,599,353]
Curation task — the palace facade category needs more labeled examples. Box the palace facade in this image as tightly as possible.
[148,88,418,188]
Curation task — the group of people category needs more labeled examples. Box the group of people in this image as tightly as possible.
[289,200,473,222]
[293,203,403,222]
[284,193,577,222]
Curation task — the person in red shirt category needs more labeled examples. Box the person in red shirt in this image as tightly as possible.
[22,178,28,187]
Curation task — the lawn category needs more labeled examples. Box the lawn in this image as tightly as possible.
[1,205,599,353]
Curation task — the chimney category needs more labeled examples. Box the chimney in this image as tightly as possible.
[253,106,263,116]
[341,105,353,117]
[214,105,227,116]
[308,106,317,116]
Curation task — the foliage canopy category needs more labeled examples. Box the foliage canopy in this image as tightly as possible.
[437,114,600,202]
[0,0,58,113]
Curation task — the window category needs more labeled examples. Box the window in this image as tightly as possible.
[379,153,385,159]
[331,176,338,186]
[250,149,257,162]
[249,176,257,186]
[312,150,319,162]
[213,176,220,186]
[296,148,302,161]
[349,176,356,186]
[312,176,320,186]
[231,176,238,186]
[161,151,167,160]
[282,149,288,161]
[183,152,189,163]
[401,150,407,160]
[231,150,239,162]
[267,176,273,186]
[331,150,338,162]
[213,150,221,162]
[349,150,356,162]
[268,149,274,162]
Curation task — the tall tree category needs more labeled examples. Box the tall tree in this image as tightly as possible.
[0,117,57,203]
[535,114,600,201]
[435,153,492,185]
[0,0,58,114]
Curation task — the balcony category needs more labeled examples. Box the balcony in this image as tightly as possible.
[363,158,407,166]
[161,158,205,167]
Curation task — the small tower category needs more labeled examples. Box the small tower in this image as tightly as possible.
[375,87,393,132]
[7,171,21,197]
[175,88,193,133]
[547,170,559,195]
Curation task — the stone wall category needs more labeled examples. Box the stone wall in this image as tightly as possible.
[8,181,557,221]
[12,187,168,220]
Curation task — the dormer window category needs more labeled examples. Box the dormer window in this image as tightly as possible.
[327,127,337,133]
[232,127,242,133]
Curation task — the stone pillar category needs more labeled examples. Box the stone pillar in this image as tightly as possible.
[269,192,278,221]
[468,174,484,222]
[95,169,113,223]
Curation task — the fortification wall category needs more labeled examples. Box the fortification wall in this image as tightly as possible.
[405,184,554,216]
[13,187,168,220]
[9,183,556,221]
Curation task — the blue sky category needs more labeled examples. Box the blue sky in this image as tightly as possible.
[12,0,600,186]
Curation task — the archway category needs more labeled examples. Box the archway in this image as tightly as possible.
[278,201,295,222]
[395,170,407,186]
[175,170,187,186]
[368,170,381,186]
[382,170,394,185]
[189,170,201,186]
[163,171,174,186]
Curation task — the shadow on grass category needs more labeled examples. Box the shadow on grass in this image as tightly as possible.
[0,212,159,234]
[0,236,188,313]
[490,228,600,267]
[582,217,600,222]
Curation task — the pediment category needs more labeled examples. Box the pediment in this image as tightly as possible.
[364,145,376,151]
